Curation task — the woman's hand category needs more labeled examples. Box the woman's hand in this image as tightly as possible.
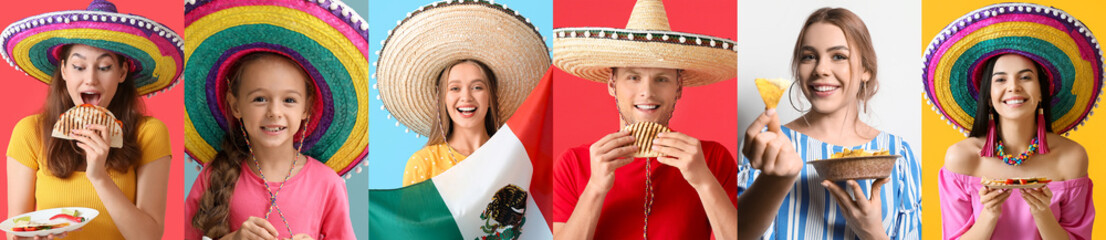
[224,217,280,240]
[1020,186,1055,217]
[9,232,68,240]
[741,110,802,178]
[652,132,713,188]
[979,187,1012,219]
[70,124,112,180]
[823,178,891,240]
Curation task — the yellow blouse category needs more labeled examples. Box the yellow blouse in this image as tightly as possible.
[402,143,468,186]
[6,115,171,240]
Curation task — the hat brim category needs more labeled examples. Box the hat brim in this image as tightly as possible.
[923,3,1104,135]
[376,1,550,137]
[1,10,184,97]
[553,27,737,86]
[184,0,369,175]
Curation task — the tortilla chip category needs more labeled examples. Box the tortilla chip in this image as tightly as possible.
[755,78,790,109]
[830,148,890,158]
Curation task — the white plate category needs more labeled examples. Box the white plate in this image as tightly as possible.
[983,182,1047,189]
[0,207,98,237]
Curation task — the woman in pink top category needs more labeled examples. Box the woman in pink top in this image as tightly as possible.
[923,3,1100,239]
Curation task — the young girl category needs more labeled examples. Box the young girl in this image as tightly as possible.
[4,1,180,239]
[401,59,502,186]
[739,8,921,239]
[185,52,353,240]
[926,3,1098,239]
[183,0,367,239]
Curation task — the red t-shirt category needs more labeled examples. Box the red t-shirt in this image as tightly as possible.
[553,139,738,239]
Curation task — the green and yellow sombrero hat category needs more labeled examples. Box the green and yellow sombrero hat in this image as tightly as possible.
[184,0,369,176]
[1,0,183,97]
[923,2,1104,136]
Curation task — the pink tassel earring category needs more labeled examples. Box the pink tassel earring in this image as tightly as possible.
[980,112,997,157]
[1036,107,1050,154]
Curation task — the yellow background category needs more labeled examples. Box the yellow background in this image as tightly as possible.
[922,0,1105,238]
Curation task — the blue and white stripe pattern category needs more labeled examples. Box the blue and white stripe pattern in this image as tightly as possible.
[738,126,921,240]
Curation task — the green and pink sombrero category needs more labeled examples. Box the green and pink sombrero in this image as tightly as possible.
[184,0,369,176]
[1,0,183,97]
[923,2,1104,135]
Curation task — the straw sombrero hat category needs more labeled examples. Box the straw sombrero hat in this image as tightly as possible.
[0,0,183,97]
[923,2,1104,135]
[184,0,369,176]
[553,0,737,86]
[375,0,550,137]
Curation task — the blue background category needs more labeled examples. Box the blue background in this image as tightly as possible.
[184,0,369,239]
[367,0,552,189]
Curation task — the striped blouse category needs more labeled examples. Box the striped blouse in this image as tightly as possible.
[738,126,921,240]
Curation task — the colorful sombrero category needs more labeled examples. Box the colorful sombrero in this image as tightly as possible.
[375,0,550,137]
[184,0,369,176]
[0,0,183,97]
[923,2,1104,135]
[553,0,737,86]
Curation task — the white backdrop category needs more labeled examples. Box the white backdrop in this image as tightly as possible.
[737,0,922,152]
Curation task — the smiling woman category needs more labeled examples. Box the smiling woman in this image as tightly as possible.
[399,59,504,186]
[738,7,921,240]
[373,0,549,187]
[1,0,182,239]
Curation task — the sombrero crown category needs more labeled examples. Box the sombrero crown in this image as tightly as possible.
[553,0,737,86]
[375,0,550,137]
[0,0,184,97]
[184,0,369,175]
[923,2,1104,135]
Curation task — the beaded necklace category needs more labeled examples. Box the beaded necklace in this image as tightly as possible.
[240,119,307,236]
[996,137,1039,166]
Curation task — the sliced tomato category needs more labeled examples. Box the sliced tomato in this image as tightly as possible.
[50,213,83,223]
[1005,179,1015,184]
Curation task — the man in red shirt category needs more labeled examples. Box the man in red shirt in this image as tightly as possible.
[550,0,738,239]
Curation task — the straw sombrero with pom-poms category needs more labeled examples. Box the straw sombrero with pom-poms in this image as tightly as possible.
[0,0,183,97]
[184,0,369,176]
[922,2,1104,135]
[375,0,550,137]
[553,0,737,86]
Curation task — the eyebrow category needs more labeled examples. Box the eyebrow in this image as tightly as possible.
[244,88,306,97]
[992,69,1035,76]
[68,53,117,61]
[448,79,487,84]
[800,45,850,52]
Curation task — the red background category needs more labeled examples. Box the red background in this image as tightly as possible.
[0,1,184,239]
[552,0,738,159]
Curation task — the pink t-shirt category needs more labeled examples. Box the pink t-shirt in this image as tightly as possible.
[939,168,1094,240]
[185,157,354,240]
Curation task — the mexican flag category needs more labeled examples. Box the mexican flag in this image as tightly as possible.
[369,68,554,239]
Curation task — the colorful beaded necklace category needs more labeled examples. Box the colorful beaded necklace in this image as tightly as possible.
[996,137,1039,166]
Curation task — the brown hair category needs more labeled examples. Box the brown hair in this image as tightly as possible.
[425,59,500,146]
[38,44,143,178]
[191,52,316,238]
[790,7,879,112]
